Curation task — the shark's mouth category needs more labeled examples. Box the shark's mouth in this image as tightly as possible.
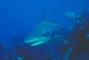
[25,37,51,46]
[31,41,45,46]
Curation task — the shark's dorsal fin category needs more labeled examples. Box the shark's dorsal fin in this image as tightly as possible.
[43,10,46,21]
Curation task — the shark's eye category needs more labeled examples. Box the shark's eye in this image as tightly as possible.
[55,25,61,28]
[55,25,63,30]
[42,32,51,37]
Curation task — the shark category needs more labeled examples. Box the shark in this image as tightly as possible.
[24,11,65,46]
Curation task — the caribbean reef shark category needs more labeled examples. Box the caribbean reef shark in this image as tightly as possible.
[24,12,65,46]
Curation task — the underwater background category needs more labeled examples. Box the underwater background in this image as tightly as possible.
[0,0,89,60]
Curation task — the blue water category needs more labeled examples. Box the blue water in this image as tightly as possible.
[0,0,89,60]
[0,0,88,42]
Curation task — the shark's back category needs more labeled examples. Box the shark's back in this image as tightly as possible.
[25,21,64,46]
[24,21,65,46]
